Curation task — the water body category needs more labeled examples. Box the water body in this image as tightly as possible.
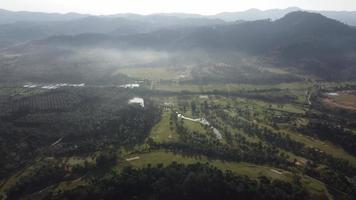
[176,112,223,140]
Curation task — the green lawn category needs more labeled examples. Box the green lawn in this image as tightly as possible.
[182,120,209,134]
[149,112,180,143]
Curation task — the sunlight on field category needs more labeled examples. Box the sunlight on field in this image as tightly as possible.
[113,67,182,80]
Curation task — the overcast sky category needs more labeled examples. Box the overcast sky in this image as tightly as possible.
[1,0,356,15]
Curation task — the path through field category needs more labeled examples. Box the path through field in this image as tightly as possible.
[176,112,223,140]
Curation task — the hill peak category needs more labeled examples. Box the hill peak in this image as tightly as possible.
[276,11,351,32]
[282,11,324,20]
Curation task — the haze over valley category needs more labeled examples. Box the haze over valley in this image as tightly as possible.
[0,2,356,200]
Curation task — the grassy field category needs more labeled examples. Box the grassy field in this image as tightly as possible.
[285,130,356,166]
[151,93,356,167]
[149,112,180,143]
[151,82,308,93]
[182,119,210,135]
[0,86,45,97]
[124,151,330,197]
[149,105,212,142]
[254,100,306,114]
[205,95,356,166]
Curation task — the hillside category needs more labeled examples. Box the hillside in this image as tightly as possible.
[2,11,356,82]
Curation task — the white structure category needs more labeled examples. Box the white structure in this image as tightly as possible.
[327,92,339,96]
[120,84,140,89]
[129,97,145,107]
[24,83,85,90]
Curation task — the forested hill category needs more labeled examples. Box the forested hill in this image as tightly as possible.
[38,12,356,49]
[25,11,356,80]
[47,163,312,200]
[2,11,356,83]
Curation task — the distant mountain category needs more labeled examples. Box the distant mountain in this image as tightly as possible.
[0,15,226,48]
[102,11,355,51]
[32,11,356,80]
[212,7,356,26]
[0,17,144,48]
[2,7,356,26]
[179,12,356,80]
[213,7,301,21]
[320,10,356,26]
[1,11,356,83]
[0,9,88,24]
[0,9,221,25]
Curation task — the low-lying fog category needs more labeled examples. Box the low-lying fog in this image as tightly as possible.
[0,45,289,84]
[70,48,173,67]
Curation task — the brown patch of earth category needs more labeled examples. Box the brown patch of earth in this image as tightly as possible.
[323,97,356,110]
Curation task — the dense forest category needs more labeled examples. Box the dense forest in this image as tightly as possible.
[50,163,311,200]
[0,87,161,180]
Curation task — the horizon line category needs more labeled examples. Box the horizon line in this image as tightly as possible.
[1,6,356,16]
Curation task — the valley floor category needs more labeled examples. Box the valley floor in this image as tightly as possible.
[0,79,356,199]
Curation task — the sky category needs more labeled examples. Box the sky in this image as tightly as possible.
[0,0,356,15]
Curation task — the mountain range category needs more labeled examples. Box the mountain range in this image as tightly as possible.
[1,9,356,83]
[2,7,356,25]
[27,12,356,79]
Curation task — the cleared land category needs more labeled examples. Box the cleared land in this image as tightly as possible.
[324,92,356,110]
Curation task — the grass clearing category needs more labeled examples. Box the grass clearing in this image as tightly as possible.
[149,112,180,143]
[181,119,208,134]
[285,131,356,166]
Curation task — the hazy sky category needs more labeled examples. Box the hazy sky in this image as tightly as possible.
[1,0,356,15]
